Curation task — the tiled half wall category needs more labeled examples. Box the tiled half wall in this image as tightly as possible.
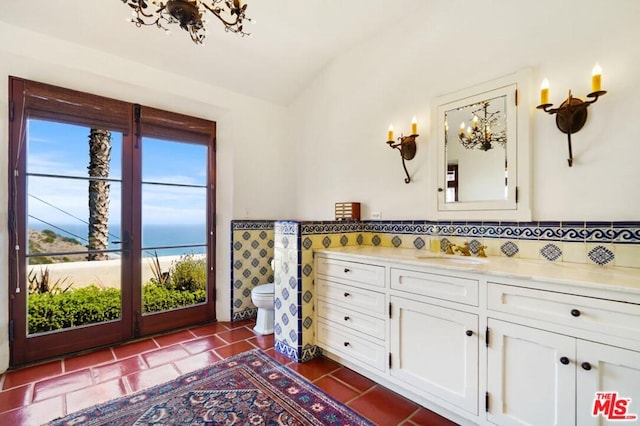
[231,220,640,362]
[229,221,275,322]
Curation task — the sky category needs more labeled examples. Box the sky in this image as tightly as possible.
[26,119,208,227]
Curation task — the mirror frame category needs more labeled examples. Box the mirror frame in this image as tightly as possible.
[429,69,532,221]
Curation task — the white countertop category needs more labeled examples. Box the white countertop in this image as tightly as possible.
[314,246,640,297]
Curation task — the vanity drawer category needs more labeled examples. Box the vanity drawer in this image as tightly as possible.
[488,283,640,341]
[316,278,386,315]
[317,299,385,340]
[317,319,386,371]
[316,257,385,289]
[390,268,479,306]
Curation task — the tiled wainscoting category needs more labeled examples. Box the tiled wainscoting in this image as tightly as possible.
[231,220,640,362]
[229,221,275,321]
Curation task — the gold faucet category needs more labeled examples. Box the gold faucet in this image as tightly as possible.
[445,244,455,255]
[477,245,488,258]
[454,242,471,256]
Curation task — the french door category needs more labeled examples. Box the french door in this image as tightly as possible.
[8,77,216,365]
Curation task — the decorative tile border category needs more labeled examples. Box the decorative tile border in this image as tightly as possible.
[231,220,277,230]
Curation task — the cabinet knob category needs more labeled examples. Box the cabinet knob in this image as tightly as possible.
[344,316,350,321]
[344,268,351,273]
[344,342,350,347]
[560,356,570,365]
[581,362,592,371]
[571,309,581,317]
[465,330,473,336]
[343,292,350,297]
[438,187,444,192]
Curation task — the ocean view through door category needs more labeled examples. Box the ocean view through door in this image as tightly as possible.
[135,135,213,336]
[8,77,217,365]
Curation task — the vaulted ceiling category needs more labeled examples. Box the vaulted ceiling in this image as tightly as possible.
[1,1,427,105]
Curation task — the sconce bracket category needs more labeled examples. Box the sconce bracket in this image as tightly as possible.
[537,90,606,167]
[556,97,588,134]
[399,135,417,160]
[387,134,418,183]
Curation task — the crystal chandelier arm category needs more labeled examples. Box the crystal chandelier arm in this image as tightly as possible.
[123,0,168,27]
[200,1,249,32]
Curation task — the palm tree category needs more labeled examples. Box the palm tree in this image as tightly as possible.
[87,128,111,261]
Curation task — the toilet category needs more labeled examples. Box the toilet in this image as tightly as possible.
[251,283,275,335]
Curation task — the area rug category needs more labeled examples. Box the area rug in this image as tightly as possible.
[46,349,373,425]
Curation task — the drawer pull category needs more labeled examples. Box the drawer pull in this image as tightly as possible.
[344,341,350,347]
[344,316,350,321]
[571,309,581,317]
[344,292,350,297]
[560,356,570,365]
[344,268,351,273]
[581,362,592,371]
[465,330,473,336]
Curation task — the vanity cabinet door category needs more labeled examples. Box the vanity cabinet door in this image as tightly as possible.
[389,296,478,414]
[576,340,640,425]
[486,319,575,426]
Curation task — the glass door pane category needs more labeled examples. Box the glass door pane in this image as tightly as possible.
[140,137,208,316]
[26,120,123,335]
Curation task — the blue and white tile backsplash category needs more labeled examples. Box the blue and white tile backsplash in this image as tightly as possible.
[231,219,640,361]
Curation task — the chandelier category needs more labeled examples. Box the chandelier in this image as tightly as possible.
[458,100,506,151]
[122,0,251,44]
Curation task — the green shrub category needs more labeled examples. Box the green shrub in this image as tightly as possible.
[28,286,121,334]
[168,254,206,292]
[42,229,57,238]
[142,284,206,313]
[28,284,207,334]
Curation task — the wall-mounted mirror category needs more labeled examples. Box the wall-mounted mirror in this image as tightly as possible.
[429,70,532,221]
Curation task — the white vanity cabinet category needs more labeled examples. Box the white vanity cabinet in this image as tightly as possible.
[486,319,577,425]
[314,247,640,426]
[487,283,640,426]
[315,256,387,372]
[389,267,480,415]
[390,296,479,414]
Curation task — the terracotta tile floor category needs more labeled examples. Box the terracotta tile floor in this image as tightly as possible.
[0,320,457,425]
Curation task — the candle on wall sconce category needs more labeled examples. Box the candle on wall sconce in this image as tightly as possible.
[540,78,550,105]
[386,118,419,183]
[592,63,602,92]
[537,64,607,167]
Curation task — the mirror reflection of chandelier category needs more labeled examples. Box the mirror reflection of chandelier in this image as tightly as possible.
[458,100,506,151]
[122,0,250,44]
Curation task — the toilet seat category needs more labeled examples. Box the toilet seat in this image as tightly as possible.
[251,283,275,335]
[253,283,274,295]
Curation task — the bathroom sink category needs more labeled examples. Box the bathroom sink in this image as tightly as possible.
[415,254,488,265]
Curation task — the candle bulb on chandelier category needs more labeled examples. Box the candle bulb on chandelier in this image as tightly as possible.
[592,63,602,92]
[472,115,479,129]
[459,122,465,136]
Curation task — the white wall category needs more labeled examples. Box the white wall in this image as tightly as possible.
[291,0,640,222]
[0,22,295,372]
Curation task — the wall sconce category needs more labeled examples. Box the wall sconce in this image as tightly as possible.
[537,64,607,167]
[387,117,418,183]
